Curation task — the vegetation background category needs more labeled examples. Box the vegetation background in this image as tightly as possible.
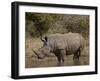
[25,12,89,68]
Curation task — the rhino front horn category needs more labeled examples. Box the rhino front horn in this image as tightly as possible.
[32,49,38,56]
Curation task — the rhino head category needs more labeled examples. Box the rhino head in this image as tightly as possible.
[33,36,51,59]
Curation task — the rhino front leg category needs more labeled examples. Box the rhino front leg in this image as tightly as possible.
[54,49,65,64]
[60,49,66,63]
[54,53,62,64]
[57,55,62,64]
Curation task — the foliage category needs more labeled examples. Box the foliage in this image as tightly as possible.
[25,12,89,38]
[26,13,63,37]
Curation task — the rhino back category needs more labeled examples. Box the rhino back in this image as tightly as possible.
[46,33,84,54]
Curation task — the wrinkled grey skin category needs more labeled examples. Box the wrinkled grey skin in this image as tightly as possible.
[33,33,85,63]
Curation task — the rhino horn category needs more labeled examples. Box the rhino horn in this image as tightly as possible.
[32,49,38,56]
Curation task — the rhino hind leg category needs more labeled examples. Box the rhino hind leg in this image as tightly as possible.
[73,48,81,60]
[77,48,81,60]
[78,48,81,59]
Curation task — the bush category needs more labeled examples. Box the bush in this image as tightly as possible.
[25,13,89,38]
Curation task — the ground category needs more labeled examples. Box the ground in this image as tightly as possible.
[25,36,89,68]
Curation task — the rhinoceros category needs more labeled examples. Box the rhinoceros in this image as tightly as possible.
[33,33,85,63]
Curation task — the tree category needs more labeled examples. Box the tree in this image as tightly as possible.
[26,13,63,37]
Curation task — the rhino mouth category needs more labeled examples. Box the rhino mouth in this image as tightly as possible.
[38,56,44,59]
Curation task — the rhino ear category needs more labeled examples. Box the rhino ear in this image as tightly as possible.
[41,36,48,42]
[44,36,48,42]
